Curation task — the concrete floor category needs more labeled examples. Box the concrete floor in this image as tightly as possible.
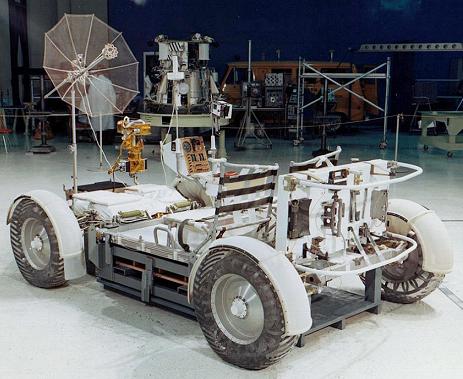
[1,128,462,378]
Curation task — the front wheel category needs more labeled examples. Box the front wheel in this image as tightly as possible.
[10,198,66,288]
[381,212,444,304]
[193,248,297,370]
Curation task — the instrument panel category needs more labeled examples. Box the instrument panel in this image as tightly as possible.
[181,137,210,174]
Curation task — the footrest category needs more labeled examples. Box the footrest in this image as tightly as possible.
[297,267,382,348]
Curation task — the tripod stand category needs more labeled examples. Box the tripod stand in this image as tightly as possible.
[234,40,272,149]
[235,97,272,149]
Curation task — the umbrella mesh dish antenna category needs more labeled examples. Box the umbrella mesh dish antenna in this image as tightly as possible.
[43,14,139,191]
[44,14,138,116]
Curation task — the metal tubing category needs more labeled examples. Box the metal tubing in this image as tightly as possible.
[222,161,278,171]
[301,72,386,79]
[290,146,342,167]
[323,78,328,115]
[247,41,252,131]
[382,57,391,144]
[294,161,422,191]
[296,57,391,145]
[40,75,45,110]
[71,88,78,194]
[294,232,417,277]
[244,40,252,143]
[221,218,271,232]
[394,113,401,162]
[99,115,103,167]
[2,135,7,153]
[247,40,252,83]
[301,96,324,110]
[303,63,384,112]
[300,60,304,135]
[301,61,388,110]
[328,62,387,96]
[296,57,302,140]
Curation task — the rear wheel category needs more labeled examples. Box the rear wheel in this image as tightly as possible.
[381,212,444,303]
[193,248,297,370]
[10,198,66,288]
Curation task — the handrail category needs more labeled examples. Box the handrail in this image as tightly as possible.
[293,232,417,277]
[153,224,180,250]
[222,161,279,171]
[292,161,422,191]
[290,146,342,168]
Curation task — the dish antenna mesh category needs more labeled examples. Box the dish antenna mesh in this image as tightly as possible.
[43,14,139,193]
[44,14,138,116]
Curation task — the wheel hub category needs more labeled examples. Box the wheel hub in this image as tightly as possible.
[230,296,248,319]
[21,218,51,270]
[31,235,43,252]
[211,273,264,345]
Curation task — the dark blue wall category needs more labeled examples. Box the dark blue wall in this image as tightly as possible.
[108,0,463,82]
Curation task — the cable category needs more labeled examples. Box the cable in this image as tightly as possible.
[85,114,128,186]
[86,115,113,168]
[5,112,463,130]
[108,129,134,174]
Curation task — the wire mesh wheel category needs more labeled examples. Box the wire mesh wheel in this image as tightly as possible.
[10,198,66,288]
[380,213,444,303]
[361,211,444,303]
[193,247,297,370]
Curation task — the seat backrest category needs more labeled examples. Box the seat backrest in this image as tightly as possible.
[211,161,279,236]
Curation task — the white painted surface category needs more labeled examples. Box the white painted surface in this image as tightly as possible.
[73,185,185,220]
[12,190,86,280]
[388,198,454,274]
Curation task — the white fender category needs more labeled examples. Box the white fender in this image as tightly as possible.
[388,199,453,274]
[189,236,312,336]
[7,190,86,280]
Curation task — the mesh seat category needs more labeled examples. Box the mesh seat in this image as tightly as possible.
[164,161,279,253]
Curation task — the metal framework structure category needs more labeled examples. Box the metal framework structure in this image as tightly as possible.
[359,42,463,53]
[295,57,391,148]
